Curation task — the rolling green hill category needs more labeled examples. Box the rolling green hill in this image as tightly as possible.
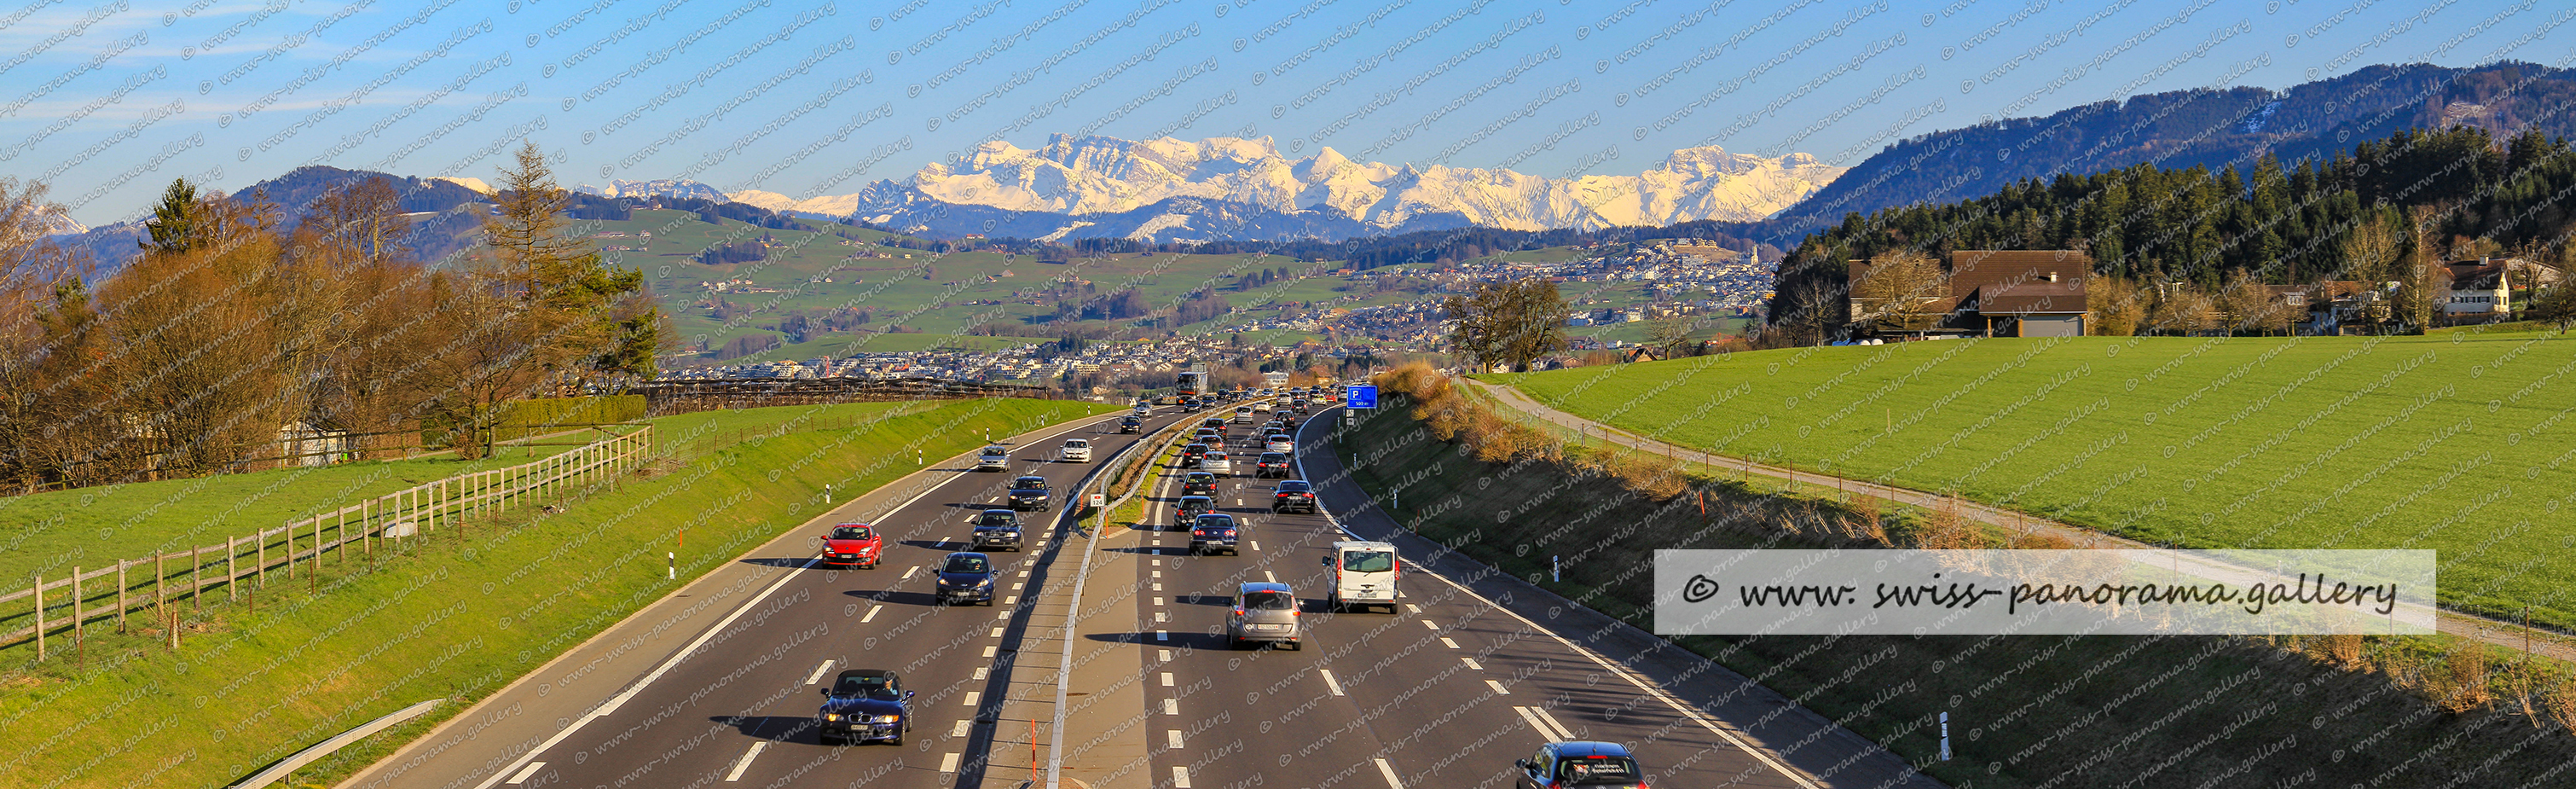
[1493,332,2576,629]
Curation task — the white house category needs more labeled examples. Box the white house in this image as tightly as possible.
[2443,258,2510,317]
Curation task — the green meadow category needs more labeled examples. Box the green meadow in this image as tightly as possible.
[0,398,1114,789]
[1494,332,2576,629]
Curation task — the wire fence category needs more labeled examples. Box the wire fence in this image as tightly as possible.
[2,426,653,661]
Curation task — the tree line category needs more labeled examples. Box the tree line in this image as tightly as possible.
[1771,126,2576,339]
[0,143,665,491]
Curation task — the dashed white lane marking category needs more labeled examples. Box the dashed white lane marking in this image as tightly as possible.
[505,762,546,785]
[1159,649,1172,661]
[1516,705,1580,740]
[1406,604,1422,613]
[1167,729,1184,749]
[1319,669,1346,696]
[989,626,1005,637]
[1151,570,1162,577]
[1250,541,1261,551]
[996,608,1010,618]
[1153,583,1164,591]
[1172,767,1192,788]
[940,752,962,773]
[1004,595,1018,605]
[1462,658,1483,670]
[1163,698,1178,715]
[803,660,834,685]
[1013,582,1025,590]
[1374,758,1405,789]
[1155,612,1167,622]
[860,606,883,624]
[1161,672,1174,687]
[1487,679,1511,695]
[1263,571,1276,583]
[901,566,919,581]
[1019,569,1031,577]
[1440,637,1460,649]
[974,667,989,680]
[984,645,999,658]
[952,720,971,736]
[1152,559,1162,566]
[1420,620,1439,629]
[963,691,981,706]
[723,742,766,782]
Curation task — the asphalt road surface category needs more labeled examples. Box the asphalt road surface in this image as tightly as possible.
[352,397,1935,789]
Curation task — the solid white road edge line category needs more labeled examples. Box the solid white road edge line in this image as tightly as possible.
[1301,404,1826,789]
[466,410,1016,789]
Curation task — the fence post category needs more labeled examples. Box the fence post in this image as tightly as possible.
[71,567,81,647]
[192,546,203,611]
[258,528,268,588]
[154,553,165,618]
[31,573,41,663]
[227,537,237,603]
[117,560,127,632]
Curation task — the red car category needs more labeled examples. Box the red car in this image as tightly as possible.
[822,523,883,568]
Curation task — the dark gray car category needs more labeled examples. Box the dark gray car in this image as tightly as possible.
[1228,582,1301,649]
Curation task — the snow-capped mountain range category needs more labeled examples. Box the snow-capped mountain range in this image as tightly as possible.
[588,135,1842,241]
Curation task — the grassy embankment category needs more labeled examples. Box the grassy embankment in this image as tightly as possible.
[0,397,1114,789]
[1494,333,2576,631]
[1337,372,2576,789]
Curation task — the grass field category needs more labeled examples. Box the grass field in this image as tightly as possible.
[0,397,1114,789]
[1331,395,2576,789]
[1491,333,2576,629]
[0,439,590,589]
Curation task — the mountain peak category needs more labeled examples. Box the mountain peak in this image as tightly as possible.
[884,133,1841,231]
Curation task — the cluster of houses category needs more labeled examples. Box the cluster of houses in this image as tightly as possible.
[1844,250,2563,338]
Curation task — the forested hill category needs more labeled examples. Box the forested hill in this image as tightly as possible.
[1765,125,2576,336]
[1768,61,2576,234]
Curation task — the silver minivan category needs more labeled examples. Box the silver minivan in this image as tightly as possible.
[1229,582,1302,649]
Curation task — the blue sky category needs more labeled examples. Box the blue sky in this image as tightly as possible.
[3,0,2566,226]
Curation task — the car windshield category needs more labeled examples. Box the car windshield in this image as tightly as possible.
[1242,590,1294,610]
[1066,439,1088,447]
[1558,757,1642,785]
[831,675,898,699]
[943,555,990,573]
[982,445,1008,455]
[1016,477,1049,489]
[1342,551,1395,572]
[831,526,873,541]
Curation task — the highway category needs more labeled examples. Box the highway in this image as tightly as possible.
[353,397,1933,789]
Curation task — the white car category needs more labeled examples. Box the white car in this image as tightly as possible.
[1265,434,1294,454]
[1059,438,1092,463]
[975,445,1011,472]
[1200,450,1233,477]
[1234,407,1253,423]
[1253,402,1271,414]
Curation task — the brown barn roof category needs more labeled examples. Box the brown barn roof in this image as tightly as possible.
[1948,250,2090,316]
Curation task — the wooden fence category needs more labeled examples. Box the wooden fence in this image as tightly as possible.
[2,426,653,661]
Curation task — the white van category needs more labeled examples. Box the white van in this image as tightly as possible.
[1320,541,1398,612]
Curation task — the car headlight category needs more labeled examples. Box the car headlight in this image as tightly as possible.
[976,578,994,588]
[822,713,842,722]
[876,714,903,722]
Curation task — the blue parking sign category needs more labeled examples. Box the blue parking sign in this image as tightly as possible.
[1345,385,1378,409]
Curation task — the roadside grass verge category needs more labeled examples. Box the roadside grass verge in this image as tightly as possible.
[0,439,590,588]
[1492,334,2576,630]
[0,397,1113,789]
[1334,391,2576,789]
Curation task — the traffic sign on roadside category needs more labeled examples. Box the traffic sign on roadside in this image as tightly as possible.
[1345,385,1378,409]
